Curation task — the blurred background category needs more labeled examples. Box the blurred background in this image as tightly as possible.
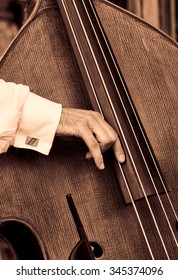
[0,0,24,56]
[0,0,177,57]
[111,0,178,41]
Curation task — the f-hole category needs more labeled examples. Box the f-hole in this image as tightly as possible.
[0,220,46,260]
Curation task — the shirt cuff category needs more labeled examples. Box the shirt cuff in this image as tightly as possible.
[14,92,62,155]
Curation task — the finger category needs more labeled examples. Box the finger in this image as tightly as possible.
[87,113,112,144]
[85,142,112,159]
[86,138,125,164]
[90,112,125,163]
[112,138,125,163]
[90,111,118,140]
[80,129,105,170]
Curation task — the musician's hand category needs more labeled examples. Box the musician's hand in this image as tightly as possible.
[56,108,125,170]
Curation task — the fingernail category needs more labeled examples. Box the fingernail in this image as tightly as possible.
[118,154,125,163]
[100,163,105,170]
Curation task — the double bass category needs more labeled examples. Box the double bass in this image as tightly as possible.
[0,0,177,259]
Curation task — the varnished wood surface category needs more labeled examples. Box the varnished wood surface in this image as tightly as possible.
[0,0,177,259]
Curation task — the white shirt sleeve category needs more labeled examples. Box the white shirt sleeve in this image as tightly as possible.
[0,79,62,155]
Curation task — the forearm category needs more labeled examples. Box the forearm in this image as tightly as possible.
[0,79,125,168]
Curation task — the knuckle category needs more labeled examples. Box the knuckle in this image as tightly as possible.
[93,111,102,117]
[110,131,118,142]
[104,132,118,144]
[90,110,102,119]
[78,118,88,127]
[87,114,95,123]
[90,141,99,151]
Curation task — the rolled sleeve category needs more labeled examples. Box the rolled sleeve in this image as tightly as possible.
[0,79,62,155]
[0,79,29,153]
[14,92,62,155]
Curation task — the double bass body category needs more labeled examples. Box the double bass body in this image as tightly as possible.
[0,0,177,259]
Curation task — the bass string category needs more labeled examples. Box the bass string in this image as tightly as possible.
[85,0,178,244]
[118,164,155,259]
[87,0,178,215]
[60,0,155,259]
[80,0,178,251]
[90,0,178,224]
[83,1,178,249]
[81,0,172,258]
[67,0,177,257]
[59,0,176,258]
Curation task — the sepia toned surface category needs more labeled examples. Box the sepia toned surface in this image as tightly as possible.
[0,0,177,259]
